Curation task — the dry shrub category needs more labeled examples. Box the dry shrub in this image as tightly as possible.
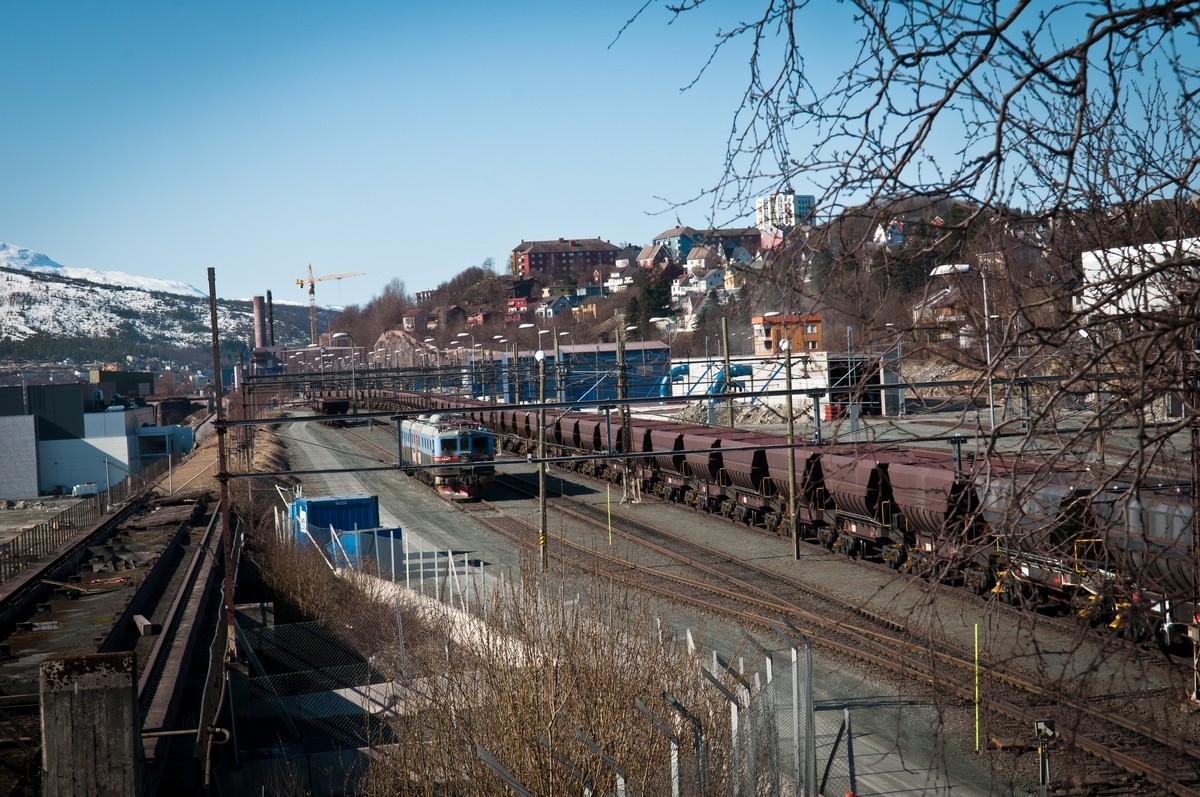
[360,562,730,796]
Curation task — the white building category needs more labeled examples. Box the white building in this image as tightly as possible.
[1074,236,1200,316]
[755,192,816,231]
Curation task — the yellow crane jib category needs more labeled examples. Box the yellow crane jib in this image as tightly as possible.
[297,264,365,345]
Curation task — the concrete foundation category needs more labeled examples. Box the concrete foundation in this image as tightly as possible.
[40,651,141,797]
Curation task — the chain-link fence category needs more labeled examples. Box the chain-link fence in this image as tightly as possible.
[234,533,858,797]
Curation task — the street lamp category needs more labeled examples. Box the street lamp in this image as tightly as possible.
[330,332,356,414]
[931,263,994,430]
[649,316,677,351]
[457,331,475,364]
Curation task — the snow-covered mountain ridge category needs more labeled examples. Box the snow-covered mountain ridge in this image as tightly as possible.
[0,243,206,298]
[0,243,317,350]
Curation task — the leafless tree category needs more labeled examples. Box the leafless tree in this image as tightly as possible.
[635,0,1200,462]
[629,1,1197,221]
[624,0,1200,774]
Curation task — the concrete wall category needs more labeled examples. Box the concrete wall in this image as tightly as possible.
[0,415,38,499]
[38,436,134,496]
[83,406,155,438]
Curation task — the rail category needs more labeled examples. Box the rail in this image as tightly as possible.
[138,499,222,727]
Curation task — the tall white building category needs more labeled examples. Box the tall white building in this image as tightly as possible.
[755,192,815,231]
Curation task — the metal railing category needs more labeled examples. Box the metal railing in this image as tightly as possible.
[0,455,172,583]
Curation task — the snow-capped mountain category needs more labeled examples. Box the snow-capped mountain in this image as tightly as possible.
[0,243,320,350]
[0,243,206,298]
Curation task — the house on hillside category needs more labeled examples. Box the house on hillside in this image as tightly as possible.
[686,245,721,274]
[428,305,467,331]
[873,218,906,248]
[505,296,532,322]
[573,297,601,321]
[676,291,718,329]
[697,227,761,259]
[724,263,749,294]
[911,286,964,337]
[466,310,495,328]
[603,263,639,294]
[400,308,427,334]
[574,284,606,300]
[752,313,823,356]
[535,294,576,320]
[653,226,700,261]
[694,269,725,294]
[508,278,543,300]
[636,244,672,269]
[671,273,693,303]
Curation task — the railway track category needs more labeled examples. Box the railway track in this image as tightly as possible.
[490,470,1200,795]
[0,446,226,793]
[336,417,1200,793]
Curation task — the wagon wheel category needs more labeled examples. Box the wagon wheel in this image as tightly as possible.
[884,544,907,570]
[971,569,996,597]
[999,579,1022,606]
[1118,611,1152,644]
[1086,596,1117,628]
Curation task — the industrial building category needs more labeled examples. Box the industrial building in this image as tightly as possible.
[0,381,192,500]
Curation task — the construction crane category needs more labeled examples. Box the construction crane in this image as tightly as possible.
[297,264,365,345]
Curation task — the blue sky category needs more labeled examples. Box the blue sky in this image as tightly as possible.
[0,1,764,307]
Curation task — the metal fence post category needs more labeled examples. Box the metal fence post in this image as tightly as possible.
[635,697,681,797]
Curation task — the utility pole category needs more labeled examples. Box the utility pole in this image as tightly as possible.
[782,339,799,559]
[722,317,735,426]
[616,324,638,502]
[537,351,547,570]
[1190,352,1200,702]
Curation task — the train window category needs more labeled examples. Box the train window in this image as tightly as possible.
[439,439,455,456]
[471,435,489,453]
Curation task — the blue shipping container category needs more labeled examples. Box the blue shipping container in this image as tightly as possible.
[328,527,403,573]
[291,494,381,547]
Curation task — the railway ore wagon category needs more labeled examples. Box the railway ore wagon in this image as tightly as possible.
[883,449,986,583]
[399,414,496,501]
[1088,480,1196,643]
[976,462,1116,612]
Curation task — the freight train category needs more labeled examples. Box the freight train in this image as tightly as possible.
[390,393,1197,647]
[399,414,496,501]
[311,396,351,425]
